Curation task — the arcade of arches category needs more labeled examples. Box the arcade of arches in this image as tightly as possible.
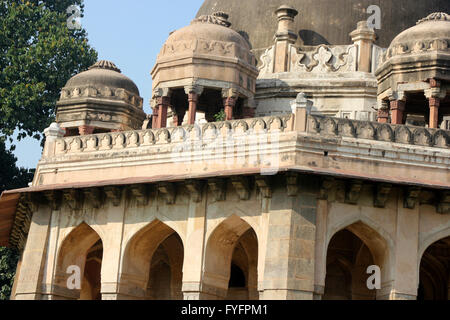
[10,178,450,301]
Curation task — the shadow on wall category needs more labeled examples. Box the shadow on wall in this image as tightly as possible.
[299,30,330,46]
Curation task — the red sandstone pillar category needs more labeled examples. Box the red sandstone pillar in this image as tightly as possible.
[377,100,389,124]
[389,99,405,125]
[429,97,440,129]
[152,106,159,129]
[222,88,239,121]
[156,96,170,129]
[184,85,203,125]
[78,125,95,135]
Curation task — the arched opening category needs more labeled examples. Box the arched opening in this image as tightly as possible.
[203,215,258,300]
[120,220,184,300]
[418,236,449,300]
[54,223,103,300]
[323,222,390,300]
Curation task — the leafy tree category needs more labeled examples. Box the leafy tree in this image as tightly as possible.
[0,246,19,300]
[0,0,98,300]
[0,0,98,140]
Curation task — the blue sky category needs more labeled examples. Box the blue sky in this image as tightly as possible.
[10,0,205,169]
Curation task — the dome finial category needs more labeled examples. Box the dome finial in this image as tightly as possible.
[192,11,232,28]
[417,12,449,25]
[88,60,122,73]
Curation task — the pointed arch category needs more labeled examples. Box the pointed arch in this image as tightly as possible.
[119,219,184,299]
[54,222,103,300]
[203,214,259,300]
[324,219,393,300]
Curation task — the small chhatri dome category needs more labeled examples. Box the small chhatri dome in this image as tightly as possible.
[56,60,146,136]
[152,10,259,98]
[385,11,450,59]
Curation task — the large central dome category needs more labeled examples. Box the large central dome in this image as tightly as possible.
[197,0,450,50]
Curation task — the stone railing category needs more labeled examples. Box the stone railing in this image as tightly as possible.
[50,114,294,156]
[307,115,450,149]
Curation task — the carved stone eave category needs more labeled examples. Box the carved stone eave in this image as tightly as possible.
[43,190,62,211]
[104,186,122,207]
[158,183,176,205]
[374,184,392,208]
[346,181,363,205]
[286,172,299,197]
[319,177,335,200]
[437,191,450,214]
[255,176,272,198]
[404,187,422,209]
[185,181,203,203]
[63,190,83,211]
[129,184,150,206]
[231,177,250,200]
[207,179,226,201]
[83,188,104,209]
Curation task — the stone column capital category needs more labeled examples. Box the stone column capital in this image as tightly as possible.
[184,85,204,96]
[424,87,446,100]
[153,87,171,98]
[388,91,406,102]
[221,87,239,99]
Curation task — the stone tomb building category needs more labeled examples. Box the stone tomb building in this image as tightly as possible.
[0,1,449,300]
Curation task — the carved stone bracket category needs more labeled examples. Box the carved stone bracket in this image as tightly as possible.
[63,190,83,210]
[286,172,299,197]
[208,179,226,201]
[158,183,176,205]
[374,184,392,208]
[437,191,450,214]
[319,177,335,200]
[185,181,203,203]
[404,187,421,209]
[129,184,150,206]
[104,186,122,207]
[23,193,41,212]
[43,191,62,211]
[255,176,272,198]
[346,181,363,205]
[231,177,250,200]
[83,188,104,209]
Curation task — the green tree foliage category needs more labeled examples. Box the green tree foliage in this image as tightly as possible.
[0,246,19,300]
[0,0,98,300]
[0,0,98,140]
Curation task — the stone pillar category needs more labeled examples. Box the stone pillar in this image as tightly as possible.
[78,125,95,136]
[377,100,390,124]
[291,92,312,132]
[14,203,52,300]
[273,5,298,73]
[350,21,376,73]
[222,88,239,121]
[185,85,204,125]
[151,106,159,129]
[384,196,420,300]
[154,88,171,129]
[182,187,210,300]
[259,185,317,300]
[389,91,406,125]
[425,83,446,129]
